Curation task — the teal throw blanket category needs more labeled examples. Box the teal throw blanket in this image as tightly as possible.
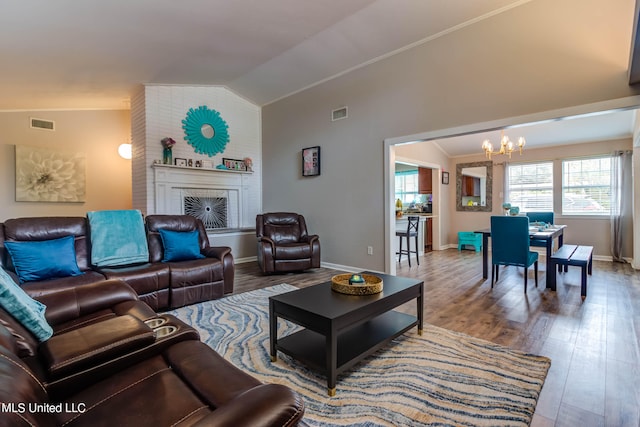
[88,210,149,267]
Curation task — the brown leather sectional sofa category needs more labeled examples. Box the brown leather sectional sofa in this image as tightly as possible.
[0,213,234,311]
[0,213,305,424]
[0,279,305,426]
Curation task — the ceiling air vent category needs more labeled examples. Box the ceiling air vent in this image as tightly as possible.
[331,106,348,122]
[30,117,55,131]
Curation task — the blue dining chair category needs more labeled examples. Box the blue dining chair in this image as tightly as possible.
[490,216,538,293]
[526,212,554,248]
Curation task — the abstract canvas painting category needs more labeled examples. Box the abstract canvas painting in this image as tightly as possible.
[15,145,86,202]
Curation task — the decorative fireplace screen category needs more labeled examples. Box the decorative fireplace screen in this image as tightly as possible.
[182,189,237,230]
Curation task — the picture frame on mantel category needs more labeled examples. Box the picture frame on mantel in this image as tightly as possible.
[222,157,247,171]
[302,146,320,177]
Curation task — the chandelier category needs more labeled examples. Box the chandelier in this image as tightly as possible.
[481,130,525,159]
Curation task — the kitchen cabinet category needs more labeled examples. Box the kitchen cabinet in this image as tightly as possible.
[462,176,480,197]
[418,167,432,194]
[425,217,433,251]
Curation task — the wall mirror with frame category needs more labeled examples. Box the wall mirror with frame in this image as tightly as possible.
[456,161,492,212]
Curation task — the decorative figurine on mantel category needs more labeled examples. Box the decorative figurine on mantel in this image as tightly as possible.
[243,157,253,172]
[161,137,176,165]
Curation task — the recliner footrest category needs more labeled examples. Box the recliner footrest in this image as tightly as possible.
[40,315,155,379]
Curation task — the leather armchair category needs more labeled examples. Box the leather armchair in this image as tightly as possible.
[256,213,320,274]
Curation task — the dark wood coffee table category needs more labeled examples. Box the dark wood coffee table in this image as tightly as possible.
[269,272,423,396]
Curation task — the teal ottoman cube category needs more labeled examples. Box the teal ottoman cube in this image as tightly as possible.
[458,232,482,252]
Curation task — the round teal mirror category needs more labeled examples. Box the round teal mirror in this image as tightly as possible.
[181,106,229,156]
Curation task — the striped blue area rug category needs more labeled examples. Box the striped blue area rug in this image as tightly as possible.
[167,284,550,426]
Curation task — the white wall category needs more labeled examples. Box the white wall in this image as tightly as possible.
[131,84,262,227]
[131,85,262,222]
[262,0,640,272]
[0,110,132,220]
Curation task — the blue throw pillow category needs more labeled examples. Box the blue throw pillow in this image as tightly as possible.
[0,267,53,342]
[5,235,84,283]
[158,229,205,262]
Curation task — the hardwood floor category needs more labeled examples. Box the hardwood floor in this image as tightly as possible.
[234,250,640,426]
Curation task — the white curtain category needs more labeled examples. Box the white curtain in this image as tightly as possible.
[502,161,509,211]
[610,150,632,262]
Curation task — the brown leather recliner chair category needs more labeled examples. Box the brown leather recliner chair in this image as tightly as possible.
[146,214,235,308]
[0,217,108,298]
[256,213,320,274]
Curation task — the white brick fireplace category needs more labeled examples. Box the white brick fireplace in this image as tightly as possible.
[131,84,262,259]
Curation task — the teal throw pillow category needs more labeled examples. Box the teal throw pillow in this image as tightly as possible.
[0,267,53,342]
[159,229,205,262]
[5,235,84,283]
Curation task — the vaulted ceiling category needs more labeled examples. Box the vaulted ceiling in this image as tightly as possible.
[0,0,539,110]
[2,0,637,155]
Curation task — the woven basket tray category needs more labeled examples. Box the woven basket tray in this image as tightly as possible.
[331,274,383,295]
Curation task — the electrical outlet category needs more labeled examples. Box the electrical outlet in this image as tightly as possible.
[367,246,373,255]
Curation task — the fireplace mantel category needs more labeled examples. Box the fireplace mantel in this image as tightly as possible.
[152,163,254,230]
[152,163,253,175]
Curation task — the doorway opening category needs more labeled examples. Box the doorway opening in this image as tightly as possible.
[383,96,640,275]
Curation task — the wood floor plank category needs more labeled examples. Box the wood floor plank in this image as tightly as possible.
[563,347,607,416]
[605,358,640,427]
[555,403,605,427]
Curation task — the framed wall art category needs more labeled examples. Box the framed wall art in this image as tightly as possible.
[302,146,320,177]
[175,158,187,167]
[15,145,86,202]
[442,171,449,185]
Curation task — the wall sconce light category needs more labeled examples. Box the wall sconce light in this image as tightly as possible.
[118,143,132,160]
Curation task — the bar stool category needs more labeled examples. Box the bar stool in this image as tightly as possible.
[396,216,420,267]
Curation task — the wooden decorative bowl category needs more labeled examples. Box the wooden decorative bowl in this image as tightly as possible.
[331,274,383,295]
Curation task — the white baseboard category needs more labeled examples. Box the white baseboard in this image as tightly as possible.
[234,256,257,264]
[235,257,382,273]
[320,261,385,275]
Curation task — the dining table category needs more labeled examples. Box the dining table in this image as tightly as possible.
[474,224,566,289]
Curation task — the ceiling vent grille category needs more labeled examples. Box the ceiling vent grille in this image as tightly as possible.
[331,107,348,121]
[30,117,55,131]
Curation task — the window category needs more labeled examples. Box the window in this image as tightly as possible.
[395,170,419,204]
[506,162,553,212]
[562,157,610,215]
